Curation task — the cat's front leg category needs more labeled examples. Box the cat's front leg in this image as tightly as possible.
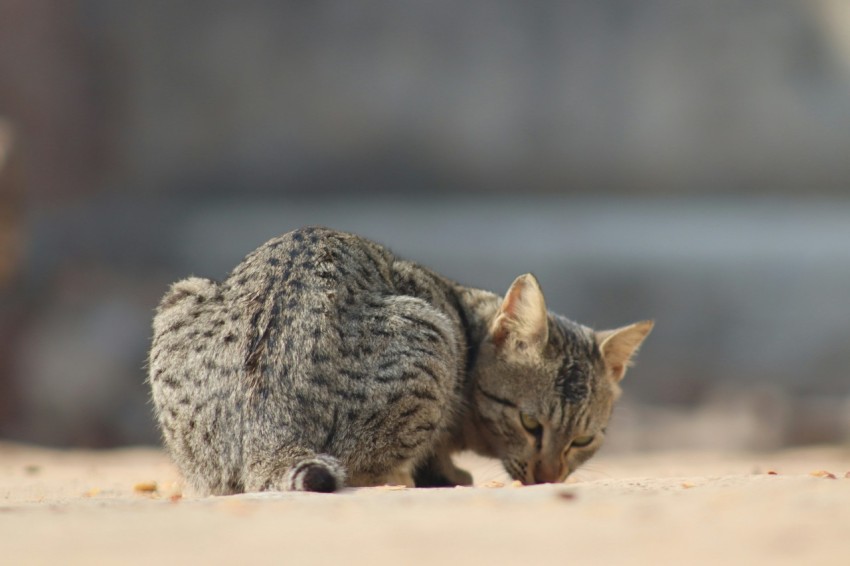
[413,452,472,488]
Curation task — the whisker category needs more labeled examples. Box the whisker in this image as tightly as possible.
[466,458,507,485]
[571,464,614,481]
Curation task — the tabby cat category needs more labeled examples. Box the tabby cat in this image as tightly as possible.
[148,227,652,494]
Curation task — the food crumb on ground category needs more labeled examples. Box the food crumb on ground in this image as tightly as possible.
[133,481,158,493]
[809,470,836,479]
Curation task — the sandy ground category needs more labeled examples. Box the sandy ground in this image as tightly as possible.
[2,442,850,565]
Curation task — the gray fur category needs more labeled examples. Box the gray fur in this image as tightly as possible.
[148,227,652,494]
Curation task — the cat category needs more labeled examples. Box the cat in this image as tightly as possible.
[148,226,652,494]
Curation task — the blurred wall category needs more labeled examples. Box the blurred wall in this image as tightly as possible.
[5,0,850,202]
[1,1,849,449]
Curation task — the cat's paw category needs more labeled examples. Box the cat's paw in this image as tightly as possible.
[384,467,416,488]
[413,458,473,487]
[450,467,473,487]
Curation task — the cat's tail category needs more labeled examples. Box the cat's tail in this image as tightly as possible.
[281,454,346,493]
[245,431,347,494]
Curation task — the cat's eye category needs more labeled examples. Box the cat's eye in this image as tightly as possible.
[571,435,595,448]
[519,412,542,434]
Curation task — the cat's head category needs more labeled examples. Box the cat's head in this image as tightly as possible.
[470,274,652,484]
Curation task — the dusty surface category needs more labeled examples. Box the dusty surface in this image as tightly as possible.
[2,442,850,565]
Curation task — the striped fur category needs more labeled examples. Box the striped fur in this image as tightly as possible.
[148,227,652,493]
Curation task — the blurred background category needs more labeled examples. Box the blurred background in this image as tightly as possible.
[1,0,849,452]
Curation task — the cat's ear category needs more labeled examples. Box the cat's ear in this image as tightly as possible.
[596,320,654,382]
[490,273,549,351]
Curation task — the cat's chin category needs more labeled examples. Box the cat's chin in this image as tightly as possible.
[506,464,572,485]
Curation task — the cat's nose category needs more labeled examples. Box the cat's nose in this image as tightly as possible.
[533,461,562,484]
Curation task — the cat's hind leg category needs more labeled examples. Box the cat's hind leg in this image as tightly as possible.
[341,294,463,487]
[347,461,416,488]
